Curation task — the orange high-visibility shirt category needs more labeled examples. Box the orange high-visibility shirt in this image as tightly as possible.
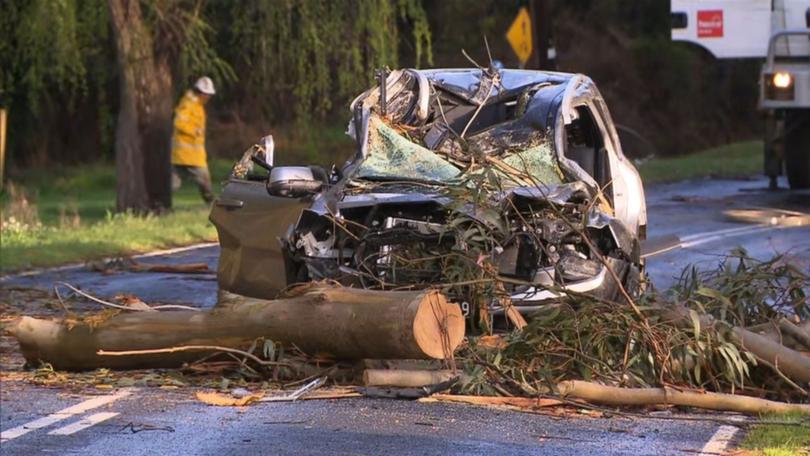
[171,90,207,167]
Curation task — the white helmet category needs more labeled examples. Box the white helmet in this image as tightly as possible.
[194,76,216,95]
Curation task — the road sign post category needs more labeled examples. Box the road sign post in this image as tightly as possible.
[0,108,6,190]
[529,0,552,69]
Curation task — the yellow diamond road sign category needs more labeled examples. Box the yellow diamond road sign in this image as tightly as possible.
[506,7,533,66]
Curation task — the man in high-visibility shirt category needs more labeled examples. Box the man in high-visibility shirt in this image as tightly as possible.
[171,76,215,203]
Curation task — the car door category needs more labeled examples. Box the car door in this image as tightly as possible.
[587,96,647,238]
[210,179,310,299]
[558,76,646,238]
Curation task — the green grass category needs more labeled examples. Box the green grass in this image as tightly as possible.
[3,159,234,225]
[0,119,356,273]
[1,210,218,270]
[0,159,234,272]
[741,413,810,456]
[637,140,762,184]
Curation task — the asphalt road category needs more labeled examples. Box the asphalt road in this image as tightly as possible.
[644,176,810,289]
[1,175,809,455]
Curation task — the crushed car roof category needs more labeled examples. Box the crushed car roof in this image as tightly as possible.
[417,68,575,100]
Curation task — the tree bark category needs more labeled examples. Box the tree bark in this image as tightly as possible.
[732,325,810,384]
[6,286,465,371]
[746,319,810,351]
[557,380,810,415]
[664,305,810,385]
[108,0,173,213]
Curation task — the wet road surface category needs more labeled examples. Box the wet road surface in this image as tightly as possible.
[0,386,731,456]
[644,176,810,288]
[1,176,808,455]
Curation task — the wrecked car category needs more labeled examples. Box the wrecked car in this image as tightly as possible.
[210,68,647,320]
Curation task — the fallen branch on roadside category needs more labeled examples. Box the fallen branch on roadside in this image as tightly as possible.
[555,380,810,415]
[54,282,201,312]
[98,345,289,367]
[418,394,562,410]
[130,262,211,274]
[87,257,211,275]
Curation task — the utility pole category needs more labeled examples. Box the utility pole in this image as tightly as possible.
[529,0,552,70]
[0,107,6,190]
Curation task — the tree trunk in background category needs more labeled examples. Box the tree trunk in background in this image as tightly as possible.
[108,0,173,213]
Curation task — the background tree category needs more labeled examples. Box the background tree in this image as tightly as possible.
[1,0,762,177]
[1,0,431,212]
[108,0,172,212]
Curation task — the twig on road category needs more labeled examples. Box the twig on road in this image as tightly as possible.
[98,345,288,367]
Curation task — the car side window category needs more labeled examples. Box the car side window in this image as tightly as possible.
[564,106,612,194]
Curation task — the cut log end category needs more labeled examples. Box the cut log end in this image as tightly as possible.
[412,291,465,360]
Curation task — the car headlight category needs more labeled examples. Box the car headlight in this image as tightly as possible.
[773,72,793,89]
[765,72,796,101]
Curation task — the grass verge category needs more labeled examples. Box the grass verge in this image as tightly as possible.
[741,413,810,455]
[637,140,762,184]
[0,159,234,273]
[1,210,217,270]
[0,120,357,273]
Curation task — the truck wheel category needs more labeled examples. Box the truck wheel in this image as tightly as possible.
[784,109,810,189]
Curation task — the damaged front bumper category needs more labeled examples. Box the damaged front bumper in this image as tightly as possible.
[288,180,640,317]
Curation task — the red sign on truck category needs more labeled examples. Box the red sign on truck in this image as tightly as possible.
[697,10,724,38]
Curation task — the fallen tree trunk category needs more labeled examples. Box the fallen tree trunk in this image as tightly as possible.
[732,325,810,384]
[6,286,465,371]
[665,305,810,385]
[557,380,810,415]
[775,319,810,350]
[747,319,810,351]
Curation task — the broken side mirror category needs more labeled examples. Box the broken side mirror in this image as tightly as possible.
[250,135,275,172]
[261,135,274,166]
[266,166,324,198]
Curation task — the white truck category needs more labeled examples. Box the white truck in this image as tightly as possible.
[671,0,810,189]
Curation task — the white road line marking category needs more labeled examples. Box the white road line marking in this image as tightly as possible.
[0,389,133,442]
[644,224,787,258]
[680,225,780,249]
[697,415,746,456]
[698,424,741,455]
[641,243,681,259]
[679,224,771,242]
[136,242,218,259]
[48,412,120,436]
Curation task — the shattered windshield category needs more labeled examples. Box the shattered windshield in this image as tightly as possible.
[356,116,461,182]
[355,115,564,188]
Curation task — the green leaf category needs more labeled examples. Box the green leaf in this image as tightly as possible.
[689,309,701,337]
[696,286,733,308]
